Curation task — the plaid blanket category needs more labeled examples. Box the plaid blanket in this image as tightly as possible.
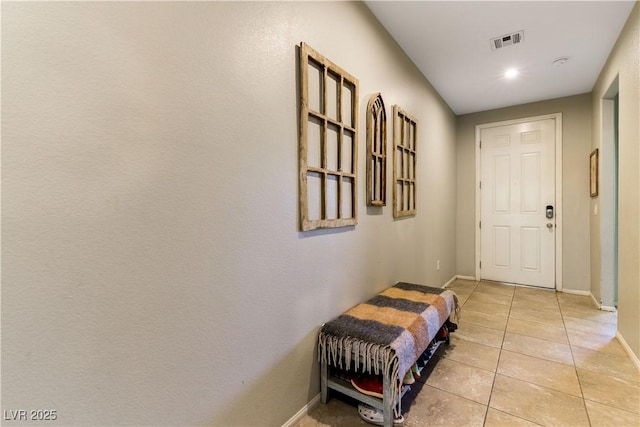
[318,282,460,406]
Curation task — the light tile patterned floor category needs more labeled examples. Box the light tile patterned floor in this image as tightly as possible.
[296,279,640,427]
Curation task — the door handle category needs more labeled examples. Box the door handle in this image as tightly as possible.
[546,223,554,229]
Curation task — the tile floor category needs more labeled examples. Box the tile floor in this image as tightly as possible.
[296,279,640,427]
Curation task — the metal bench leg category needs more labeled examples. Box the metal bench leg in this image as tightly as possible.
[320,359,328,404]
[382,373,392,427]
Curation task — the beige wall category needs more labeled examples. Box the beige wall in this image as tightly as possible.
[456,94,593,292]
[2,2,457,426]
[591,2,639,359]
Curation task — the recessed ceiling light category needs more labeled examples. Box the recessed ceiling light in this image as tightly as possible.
[505,68,519,79]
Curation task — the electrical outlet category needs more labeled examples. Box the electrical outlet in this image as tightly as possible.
[436,259,440,271]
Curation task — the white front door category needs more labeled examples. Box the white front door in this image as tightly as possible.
[480,118,556,288]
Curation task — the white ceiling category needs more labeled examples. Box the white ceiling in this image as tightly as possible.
[365,1,636,115]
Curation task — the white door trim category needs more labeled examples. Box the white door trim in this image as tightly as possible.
[475,113,563,291]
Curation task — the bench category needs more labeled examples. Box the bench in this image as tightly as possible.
[318,282,460,427]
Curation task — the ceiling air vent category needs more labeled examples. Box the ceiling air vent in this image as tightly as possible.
[490,30,524,50]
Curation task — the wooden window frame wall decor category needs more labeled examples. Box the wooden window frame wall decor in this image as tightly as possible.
[366,93,387,206]
[298,42,359,231]
[392,105,417,218]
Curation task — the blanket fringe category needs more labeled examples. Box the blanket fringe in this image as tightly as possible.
[451,292,462,324]
[318,332,401,407]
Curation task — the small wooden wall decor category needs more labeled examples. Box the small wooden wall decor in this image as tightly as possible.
[366,93,387,206]
[590,148,599,197]
[299,42,359,231]
[392,105,417,218]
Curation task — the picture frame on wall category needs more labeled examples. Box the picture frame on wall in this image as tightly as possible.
[590,148,599,197]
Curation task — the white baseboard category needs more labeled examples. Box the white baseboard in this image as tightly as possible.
[560,288,591,296]
[443,275,457,288]
[616,331,640,372]
[455,275,477,282]
[561,290,617,312]
[443,275,478,288]
[282,393,321,427]
[589,292,602,310]
[584,292,617,312]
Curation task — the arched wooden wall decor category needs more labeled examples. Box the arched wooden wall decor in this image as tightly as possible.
[298,43,359,231]
[366,93,387,206]
[393,105,417,218]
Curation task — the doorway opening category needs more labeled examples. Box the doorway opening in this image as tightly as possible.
[600,78,619,309]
